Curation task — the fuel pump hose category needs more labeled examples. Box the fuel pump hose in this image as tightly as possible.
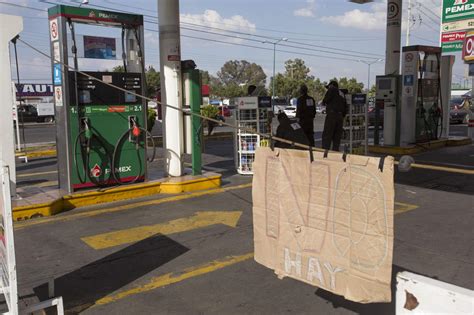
[73,128,114,187]
[111,123,156,185]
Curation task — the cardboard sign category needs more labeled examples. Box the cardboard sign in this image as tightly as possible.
[252,148,394,303]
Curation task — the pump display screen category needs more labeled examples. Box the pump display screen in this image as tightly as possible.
[84,36,117,60]
[378,79,392,90]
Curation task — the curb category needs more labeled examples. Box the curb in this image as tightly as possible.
[13,173,221,221]
[369,137,471,155]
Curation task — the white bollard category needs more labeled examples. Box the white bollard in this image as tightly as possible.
[396,271,474,314]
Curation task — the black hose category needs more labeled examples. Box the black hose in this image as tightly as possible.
[111,126,156,185]
[85,134,114,187]
[73,130,87,184]
[121,25,128,73]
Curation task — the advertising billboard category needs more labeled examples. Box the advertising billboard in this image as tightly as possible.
[83,36,117,60]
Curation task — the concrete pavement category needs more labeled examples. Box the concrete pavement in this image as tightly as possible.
[11,136,474,314]
[14,169,473,314]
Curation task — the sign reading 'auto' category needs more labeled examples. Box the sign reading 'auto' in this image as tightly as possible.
[443,0,474,23]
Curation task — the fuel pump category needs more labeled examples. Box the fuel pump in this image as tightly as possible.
[48,5,154,193]
[375,75,401,146]
[401,46,443,146]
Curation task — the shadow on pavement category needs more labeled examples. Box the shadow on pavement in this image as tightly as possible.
[34,234,189,314]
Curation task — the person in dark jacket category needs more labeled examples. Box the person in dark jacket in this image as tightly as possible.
[296,84,316,146]
[322,80,347,151]
[275,112,309,149]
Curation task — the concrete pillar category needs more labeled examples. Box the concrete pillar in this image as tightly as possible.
[158,0,184,177]
[385,0,402,75]
[0,14,23,197]
[383,0,402,146]
[469,79,474,141]
[440,56,455,139]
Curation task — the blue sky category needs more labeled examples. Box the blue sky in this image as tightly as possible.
[1,0,469,89]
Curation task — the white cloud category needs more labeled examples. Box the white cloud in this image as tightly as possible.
[321,2,386,31]
[294,0,316,18]
[181,10,256,33]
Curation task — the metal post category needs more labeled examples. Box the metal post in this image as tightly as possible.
[0,14,22,197]
[385,0,402,75]
[272,43,276,111]
[367,63,371,93]
[158,0,184,177]
[406,0,412,46]
[189,69,202,175]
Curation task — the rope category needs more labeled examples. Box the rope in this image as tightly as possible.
[18,38,332,154]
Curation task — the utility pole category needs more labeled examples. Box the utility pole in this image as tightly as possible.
[263,38,287,111]
[158,0,184,177]
[406,0,412,46]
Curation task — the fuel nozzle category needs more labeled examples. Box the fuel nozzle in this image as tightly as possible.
[81,118,92,139]
[130,117,141,137]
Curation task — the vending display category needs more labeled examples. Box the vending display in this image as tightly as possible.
[233,96,272,175]
[342,94,368,155]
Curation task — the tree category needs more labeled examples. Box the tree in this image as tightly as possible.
[200,70,211,85]
[145,66,160,98]
[112,65,125,72]
[368,85,376,97]
[329,77,364,94]
[217,60,266,86]
[270,58,323,100]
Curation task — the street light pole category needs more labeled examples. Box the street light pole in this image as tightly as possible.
[359,59,383,93]
[263,38,287,111]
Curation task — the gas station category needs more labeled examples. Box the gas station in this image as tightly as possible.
[0,0,472,314]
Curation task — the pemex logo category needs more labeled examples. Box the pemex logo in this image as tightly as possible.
[454,0,468,5]
[90,164,102,178]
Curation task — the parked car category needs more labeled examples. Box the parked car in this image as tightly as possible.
[283,106,297,118]
[15,104,55,123]
[449,97,470,124]
[316,101,326,114]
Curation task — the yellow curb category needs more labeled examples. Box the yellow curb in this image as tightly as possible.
[13,173,221,221]
[447,137,472,146]
[369,137,471,155]
[368,145,422,155]
[160,175,222,194]
[15,149,57,159]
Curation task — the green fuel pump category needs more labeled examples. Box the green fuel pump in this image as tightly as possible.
[48,5,155,193]
[182,60,203,176]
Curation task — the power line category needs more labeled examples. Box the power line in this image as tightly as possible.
[416,1,441,20]
[36,0,385,58]
[178,33,371,63]
[417,8,441,26]
[6,1,385,62]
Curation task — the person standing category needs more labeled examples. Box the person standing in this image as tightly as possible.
[322,80,347,151]
[296,84,316,146]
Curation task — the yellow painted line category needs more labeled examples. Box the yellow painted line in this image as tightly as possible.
[394,161,474,175]
[410,163,474,175]
[17,170,58,178]
[14,183,252,230]
[94,252,254,306]
[394,202,419,215]
[82,211,242,250]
